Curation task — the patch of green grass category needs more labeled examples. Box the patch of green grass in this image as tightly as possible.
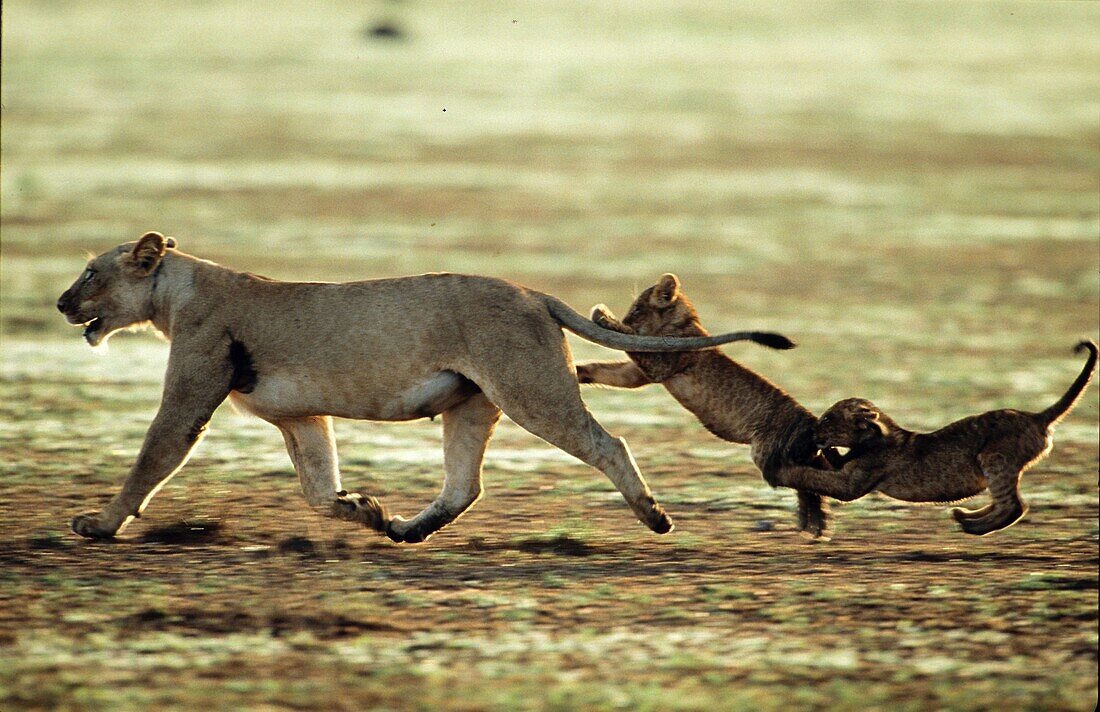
[2,1,1098,710]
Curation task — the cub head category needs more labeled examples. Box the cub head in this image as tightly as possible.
[56,232,177,347]
[814,398,889,450]
[619,273,707,338]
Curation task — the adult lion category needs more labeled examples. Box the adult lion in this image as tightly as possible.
[56,232,793,543]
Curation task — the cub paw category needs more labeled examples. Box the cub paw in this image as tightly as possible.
[797,519,832,541]
[950,507,971,525]
[71,511,118,539]
[797,494,832,541]
[575,363,595,384]
[332,491,390,534]
[957,517,989,536]
[590,304,615,327]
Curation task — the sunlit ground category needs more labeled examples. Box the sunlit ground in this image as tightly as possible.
[1,1,1097,710]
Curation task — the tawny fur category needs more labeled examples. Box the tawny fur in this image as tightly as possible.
[773,341,1097,535]
[575,274,838,539]
[56,233,794,543]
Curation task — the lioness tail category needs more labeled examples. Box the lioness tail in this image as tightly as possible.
[1036,339,1097,427]
[543,296,796,352]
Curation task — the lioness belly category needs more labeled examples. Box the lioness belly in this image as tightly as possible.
[229,370,477,421]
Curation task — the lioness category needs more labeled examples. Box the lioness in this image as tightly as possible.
[575,274,839,539]
[56,233,795,543]
[771,340,1097,535]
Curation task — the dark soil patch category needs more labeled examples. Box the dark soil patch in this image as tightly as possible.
[515,535,595,557]
[119,606,403,638]
[138,519,226,545]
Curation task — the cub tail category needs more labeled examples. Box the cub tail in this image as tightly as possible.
[1036,339,1097,427]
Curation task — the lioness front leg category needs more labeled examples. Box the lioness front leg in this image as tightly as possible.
[72,346,231,539]
[386,393,502,544]
[274,416,391,534]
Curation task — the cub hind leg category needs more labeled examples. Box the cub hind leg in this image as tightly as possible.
[951,501,996,523]
[957,449,1027,535]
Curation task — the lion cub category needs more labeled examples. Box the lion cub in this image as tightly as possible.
[774,341,1097,535]
[576,274,840,538]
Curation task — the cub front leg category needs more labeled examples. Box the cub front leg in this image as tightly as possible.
[590,304,628,333]
[797,491,831,539]
[72,341,232,539]
[576,360,652,388]
[770,462,882,503]
[576,306,653,388]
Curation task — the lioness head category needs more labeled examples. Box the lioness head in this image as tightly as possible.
[814,398,889,450]
[56,232,177,347]
[619,274,707,338]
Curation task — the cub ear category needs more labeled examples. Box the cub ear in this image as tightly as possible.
[129,232,168,275]
[165,236,178,249]
[649,273,681,309]
[858,410,888,440]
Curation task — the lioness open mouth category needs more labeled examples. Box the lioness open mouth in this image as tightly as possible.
[82,317,102,341]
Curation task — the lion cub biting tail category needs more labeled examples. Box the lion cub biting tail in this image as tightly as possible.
[56,233,795,544]
[772,340,1097,535]
[576,274,839,539]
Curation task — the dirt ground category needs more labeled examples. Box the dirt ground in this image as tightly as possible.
[2,1,1098,710]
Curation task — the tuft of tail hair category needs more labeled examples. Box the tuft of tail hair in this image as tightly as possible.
[748,332,797,350]
[1037,339,1097,427]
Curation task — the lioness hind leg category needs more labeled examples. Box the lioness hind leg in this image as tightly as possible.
[488,388,672,534]
[386,393,502,544]
[958,451,1027,536]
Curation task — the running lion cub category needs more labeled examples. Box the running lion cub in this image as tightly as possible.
[773,340,1097,535]
[576,274,840,538]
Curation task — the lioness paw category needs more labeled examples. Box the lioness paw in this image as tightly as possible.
[71,511,118,539]
[635,497,673,534]
[332,491,390,535]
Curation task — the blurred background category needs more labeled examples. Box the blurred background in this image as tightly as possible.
[2,2,1098,710]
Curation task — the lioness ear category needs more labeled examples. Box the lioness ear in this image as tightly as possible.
[129,232,168,275]
[649,273,681,309]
